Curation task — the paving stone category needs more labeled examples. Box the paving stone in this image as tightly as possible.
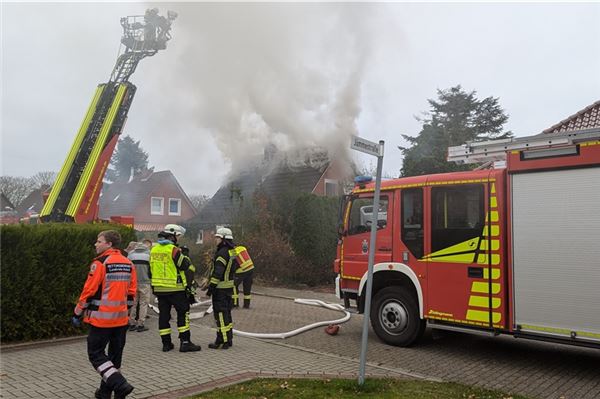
[1,286,599,398]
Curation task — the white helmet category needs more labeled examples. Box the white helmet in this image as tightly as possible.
[163,224,186,237]
[215,227,233,240]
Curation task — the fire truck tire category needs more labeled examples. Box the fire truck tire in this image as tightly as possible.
[370,286,425,347]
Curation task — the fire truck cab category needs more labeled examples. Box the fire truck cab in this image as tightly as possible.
[334,128,600,348]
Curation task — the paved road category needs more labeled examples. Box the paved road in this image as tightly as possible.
[1,286,599,399]
[202,286,600,399]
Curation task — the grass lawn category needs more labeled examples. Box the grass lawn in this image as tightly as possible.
[190,378,530,399]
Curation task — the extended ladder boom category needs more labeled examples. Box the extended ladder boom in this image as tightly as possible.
[447,128,600,164]
[41,9,176,223]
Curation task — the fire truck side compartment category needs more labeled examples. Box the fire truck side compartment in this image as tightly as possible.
[511,166,600,343]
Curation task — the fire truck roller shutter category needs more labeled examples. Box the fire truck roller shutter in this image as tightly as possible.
[512,167,600,343]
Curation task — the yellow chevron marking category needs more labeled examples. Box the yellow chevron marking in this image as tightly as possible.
[490,197,497,208]
[491,183,496,194]
[482,268,501,280]
[424,237,480,259]
[471,281,501,294]
[466,309,502,323]
[480,239,500,251]
[483,225,500,237]
[469,295,501,309]
[485,211,499,222]
[477,254,501,265]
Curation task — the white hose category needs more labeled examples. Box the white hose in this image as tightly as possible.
[233,298,351,339]
[150,298,352,338]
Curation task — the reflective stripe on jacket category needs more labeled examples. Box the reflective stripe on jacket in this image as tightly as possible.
[150,243,187,292]
[74,248,136,328]
[209,245,238,289]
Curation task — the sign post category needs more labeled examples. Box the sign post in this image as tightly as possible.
[350,135,384,385]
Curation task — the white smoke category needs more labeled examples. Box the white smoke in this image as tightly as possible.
[163,3,375,178]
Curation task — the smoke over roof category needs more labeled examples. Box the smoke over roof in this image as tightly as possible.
[165,3,373,180]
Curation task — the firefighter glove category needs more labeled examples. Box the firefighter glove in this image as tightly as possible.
[185,286,197,304]
[71,315,82,328]
[206,285,214,297]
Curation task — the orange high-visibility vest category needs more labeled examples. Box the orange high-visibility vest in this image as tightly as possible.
[233,246,254,274]
[75,248,136,328]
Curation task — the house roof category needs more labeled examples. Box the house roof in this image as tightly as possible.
[187,148,332,228]
[261,163,326,197]
[1,192,15,211]
[188,169,264,228]
[99,170,195,219]
[16,185,49,216]
[543,100,600,133]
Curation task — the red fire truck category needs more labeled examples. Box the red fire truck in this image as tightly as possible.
[334,128,600,348]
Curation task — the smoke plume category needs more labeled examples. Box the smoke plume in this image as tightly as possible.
[164,3,375,178]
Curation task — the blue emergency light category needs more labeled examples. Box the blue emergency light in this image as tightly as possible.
[354,176,373,189]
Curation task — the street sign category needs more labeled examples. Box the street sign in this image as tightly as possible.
[351,135,382,157]
[350,136,385,385]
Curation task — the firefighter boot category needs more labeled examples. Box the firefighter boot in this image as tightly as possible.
[179,340,202,352]
[113,381,134,399]
[162,336,175,352]
[94,381,111,399]
[208,341,231,349]
[243,298,251,309]
[106,373,133,399]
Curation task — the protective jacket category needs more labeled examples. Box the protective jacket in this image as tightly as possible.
[150,240,194,293]
[74,248,136,328]
[209,244,238,291]
[232,246,254,274]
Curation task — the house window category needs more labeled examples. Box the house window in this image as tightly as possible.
[168,198,181,216]
[151,197,164,215]
[196,231,204,245]
[325,179,339,197]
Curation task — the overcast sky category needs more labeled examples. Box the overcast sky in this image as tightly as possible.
[2,2,599,196]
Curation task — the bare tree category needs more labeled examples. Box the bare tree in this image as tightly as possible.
[0,176,35,208]
[30,171,56,189]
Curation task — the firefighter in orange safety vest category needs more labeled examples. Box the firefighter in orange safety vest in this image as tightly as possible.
[232,245,254,308]
[72,230,136,399]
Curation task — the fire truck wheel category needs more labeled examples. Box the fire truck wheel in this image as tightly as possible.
[370,286,425,347]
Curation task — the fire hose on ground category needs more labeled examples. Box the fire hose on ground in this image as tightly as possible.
[149,298,351,339]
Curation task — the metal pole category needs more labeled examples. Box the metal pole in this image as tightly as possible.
[358,140,384,385]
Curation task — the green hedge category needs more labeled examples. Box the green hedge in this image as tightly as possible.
[1,223,136,343]
[289,194,339,286]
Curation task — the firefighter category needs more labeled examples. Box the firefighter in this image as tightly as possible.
[232,245,254,309]
[72,230,136,399]
[150,224,201,352]
[206,227,238,349]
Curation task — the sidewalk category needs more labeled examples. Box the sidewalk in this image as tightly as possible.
[0,287,426,399]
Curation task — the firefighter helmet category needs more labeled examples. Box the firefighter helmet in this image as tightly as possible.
[215,227,233,240]
[163,224,186,237]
